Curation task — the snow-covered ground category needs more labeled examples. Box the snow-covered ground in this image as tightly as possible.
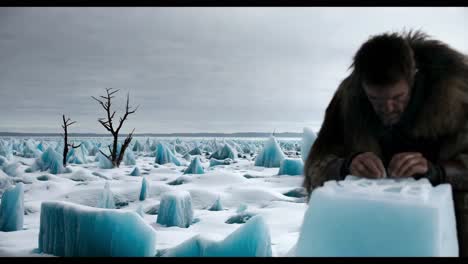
[0,137,307,257]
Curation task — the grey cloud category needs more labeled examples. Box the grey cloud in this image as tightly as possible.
[0,7,466,133]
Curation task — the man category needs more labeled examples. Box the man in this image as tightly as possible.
[303,30,468,256]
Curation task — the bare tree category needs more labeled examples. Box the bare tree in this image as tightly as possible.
[92,88,138,167]
[61,115,81,167]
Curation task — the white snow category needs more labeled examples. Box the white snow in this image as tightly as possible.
[0,136,306,257]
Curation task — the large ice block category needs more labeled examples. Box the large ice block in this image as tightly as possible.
[157,190,193,228]
[294,176,458,257]
[0,183,24,232]
[38,201,157,256]
[162,215,272,257]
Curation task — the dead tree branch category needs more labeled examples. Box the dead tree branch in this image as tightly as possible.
[91,88,138,167]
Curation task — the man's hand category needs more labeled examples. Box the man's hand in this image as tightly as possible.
[388,152,429,178]
[350,152,386,179]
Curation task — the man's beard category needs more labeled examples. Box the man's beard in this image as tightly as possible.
[379,113,401,127]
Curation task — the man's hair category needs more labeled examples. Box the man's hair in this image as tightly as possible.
[351,31,416,87]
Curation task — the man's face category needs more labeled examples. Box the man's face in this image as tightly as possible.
[363,79,411,126]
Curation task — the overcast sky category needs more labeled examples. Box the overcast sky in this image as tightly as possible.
[0,7,467,134]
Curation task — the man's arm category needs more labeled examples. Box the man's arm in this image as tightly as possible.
[420,123,468,191]
[303,88,347,196]
[439,160,468,191]
[438,125,468,191]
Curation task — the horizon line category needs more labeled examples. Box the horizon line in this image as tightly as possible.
[0,131,309,138]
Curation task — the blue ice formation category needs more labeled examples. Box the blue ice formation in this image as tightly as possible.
[189,147,203,156]
[175,144,187,155]
[208,196,223,211]
[139,177,149,201]
[38,201,157,256]
[254,136,285,168]
[157,190,194,228]
[236,203,248,213]
[0,140,13,160]
[97,152,114,169]
[182,153,191,161]
[301,127,317,162]
[209,158,233,167]
[150,140,158,152]
[143,138,153,152]
[2,162,20,177]
[278,158,304,176]
[37,141,46,152]
[0,156,7,166]
[132,140,143,152]
[0,183,24,232]
[30,147,66,175]
[66,147,77,163]
[162,215,272,257]
[124,149,137,166]
[116,142,123,157]
[203,145,214,153]
[22,140,42,158]
[0,171,12,196]
[54,141,64,154]
[130,166,141,176]
[67,147,87,164]
[223,204,253,224]
[88,145,101,156]
[97,182,115,209]
[210,144,237,160]
[184,156,205,175]
[81,140,93,154]
[154,143,181,166]
[293,177,458,257]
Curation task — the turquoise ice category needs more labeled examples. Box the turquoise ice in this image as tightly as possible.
[278,158,304,176]
[97,182,115,209]
[208,196,223,211]
[254,136,285,168]
[97,152,114,169]
[29,147,66,174]
[0,183,24,232]
[188,147,203,155]
[293,177,458,257]
[38,201,157,256]
[210,144,237,160]
[0,140,13,160]
[162,215,272,257]
[184,156,205,175]
[124,149,137,166]
[157,191,193,228]
[139,177,149,201]
[130,166,141,176]
[154,143,181,166]
[2,162,20,177]
[301,127,317,162]
[132,140,144,152]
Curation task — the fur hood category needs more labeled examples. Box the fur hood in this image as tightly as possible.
[337,31,468,155]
